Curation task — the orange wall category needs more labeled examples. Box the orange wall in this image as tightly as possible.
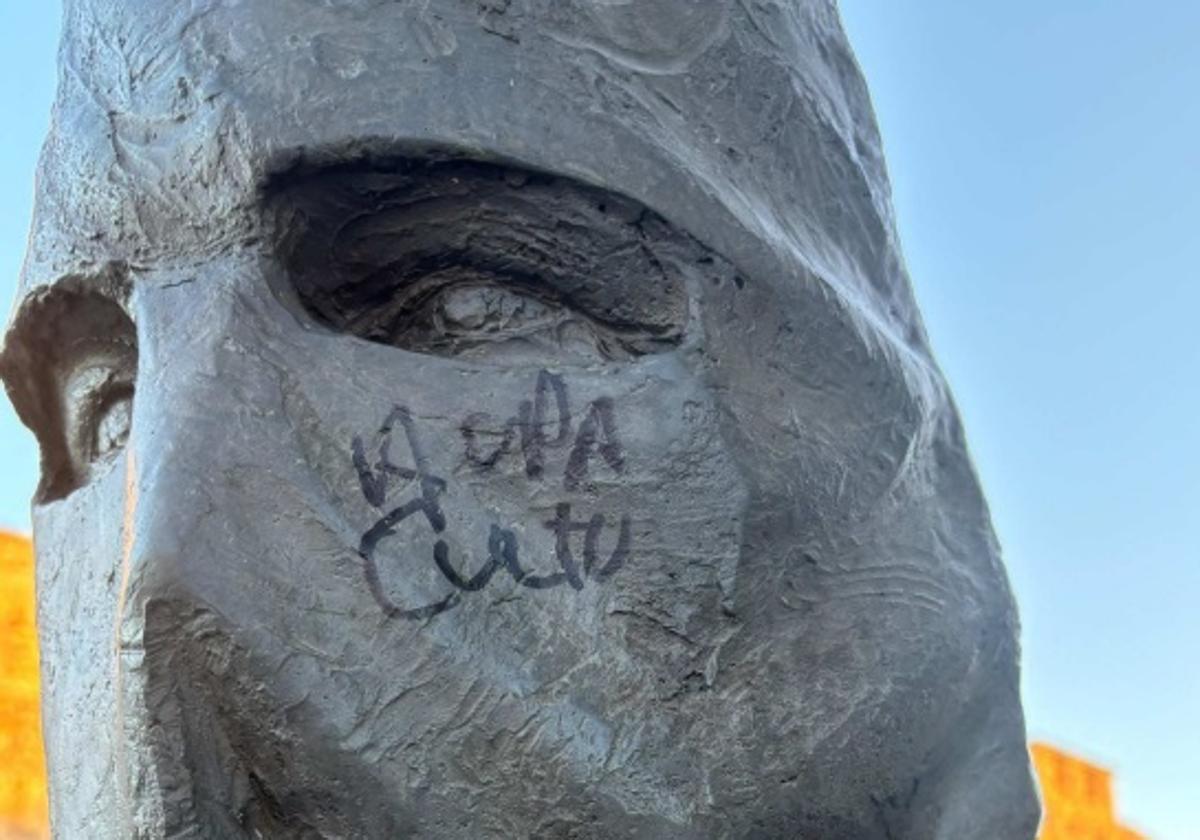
[0,532,48,840]
[1033,742,1146,840]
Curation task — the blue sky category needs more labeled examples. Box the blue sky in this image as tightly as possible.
[1,4,1196,838]
[839,3,1198,838]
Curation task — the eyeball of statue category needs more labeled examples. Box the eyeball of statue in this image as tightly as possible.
[0,1,1039,838]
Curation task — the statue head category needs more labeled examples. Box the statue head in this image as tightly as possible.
[1,1,1038,836]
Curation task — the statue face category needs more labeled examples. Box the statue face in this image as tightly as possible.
[1,2,1038,837]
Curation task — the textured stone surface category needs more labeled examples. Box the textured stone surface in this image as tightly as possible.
[0,1,1038,837]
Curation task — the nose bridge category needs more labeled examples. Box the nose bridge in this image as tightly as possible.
[99,272,246,839]
[101,261,337,836]
[116,265,259,635]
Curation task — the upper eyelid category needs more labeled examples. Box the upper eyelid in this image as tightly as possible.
[58,333,137,358]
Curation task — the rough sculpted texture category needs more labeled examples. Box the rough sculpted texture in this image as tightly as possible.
[1,1,1038,838]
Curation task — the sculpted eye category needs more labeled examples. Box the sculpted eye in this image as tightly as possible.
[93,387,134,459]
[0,282,137,502]
[51,329,137,499]
[389,283,625,363]
[63,360,134,468]
[266,157,705,364]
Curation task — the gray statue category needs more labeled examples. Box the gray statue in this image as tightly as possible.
[0,1,1039,837]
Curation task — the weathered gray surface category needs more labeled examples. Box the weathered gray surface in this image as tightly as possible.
[1,1,1038,837]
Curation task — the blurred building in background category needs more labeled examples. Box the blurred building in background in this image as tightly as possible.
[1034,742,1147,840]
[0,532,48,840]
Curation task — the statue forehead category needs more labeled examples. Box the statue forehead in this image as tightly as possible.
[21,0,917,350]
[77,0,741,64]
[64,0,803,99]
[42,2,774,252]
[60,0,851,146]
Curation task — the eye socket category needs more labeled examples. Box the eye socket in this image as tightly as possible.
[0,282,138,503]
[266,158,704,364]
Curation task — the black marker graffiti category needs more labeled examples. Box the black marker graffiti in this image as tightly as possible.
[540,503,631,591]
[461,369,572,478]
[354,406,456,620]
[353,381,633,620]
[564,397,624,491]
[460,370,625,489]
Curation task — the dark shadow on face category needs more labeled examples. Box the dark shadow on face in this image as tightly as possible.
[264,156,693,365]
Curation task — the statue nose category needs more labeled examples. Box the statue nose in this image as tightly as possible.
[109,296,262,638]
[111,386,225,649]
[108,266,339,646]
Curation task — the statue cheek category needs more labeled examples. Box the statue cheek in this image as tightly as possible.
[294,351,749,639]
